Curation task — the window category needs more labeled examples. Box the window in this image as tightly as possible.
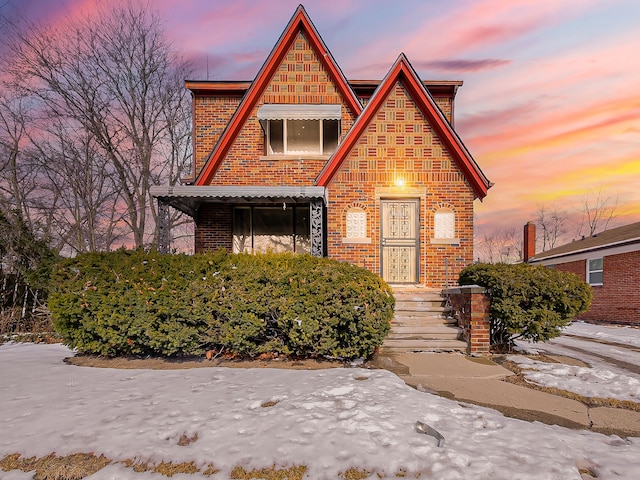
[232,206,310,254]
[266,119,339,155]
[588,258,603,285]
[258,104,341,156]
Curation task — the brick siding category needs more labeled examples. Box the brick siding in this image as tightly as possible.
[326,82,475,287]
[553,251,640,325]
[191,32,475,287]
[194,204,233,253]
[432,96,453,124]
[205,31,356,187]
[193,96,241,176]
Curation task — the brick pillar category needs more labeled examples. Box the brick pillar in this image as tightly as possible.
[468,287,491,354]
[443,285,491,355]
[523,222,536,262]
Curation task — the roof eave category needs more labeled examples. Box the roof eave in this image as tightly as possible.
[531,236,640,263]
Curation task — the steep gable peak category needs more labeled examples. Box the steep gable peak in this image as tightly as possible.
[194,5,361,186]
[316,53,491,200]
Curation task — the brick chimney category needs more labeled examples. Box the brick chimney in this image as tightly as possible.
[523,222,536,262]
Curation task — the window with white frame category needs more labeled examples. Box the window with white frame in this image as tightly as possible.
[587,258,603,285]
[258,104,341,156]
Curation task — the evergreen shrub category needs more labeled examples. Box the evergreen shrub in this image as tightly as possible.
[458,263,592,348]
[49,250,394,359]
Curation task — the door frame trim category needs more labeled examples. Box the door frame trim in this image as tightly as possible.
[379,198,420,284]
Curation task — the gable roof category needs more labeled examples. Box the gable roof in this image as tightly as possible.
[530,221,640,262]
[194,4,362,186]
[315,54,492,199]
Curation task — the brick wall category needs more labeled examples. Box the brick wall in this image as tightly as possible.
[202,31,356,187]
[193,96,241,176]
[554,259,585,279]
[554,251,640,325]
[326,81,475,287]
[432,95,453,124]
[190,32,473,286]
[194,204,233,253]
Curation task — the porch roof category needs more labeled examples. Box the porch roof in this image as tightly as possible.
[150,185,327,218]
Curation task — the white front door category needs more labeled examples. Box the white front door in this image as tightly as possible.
[380,199,419,283]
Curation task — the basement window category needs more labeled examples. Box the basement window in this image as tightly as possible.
[258,104,341,156]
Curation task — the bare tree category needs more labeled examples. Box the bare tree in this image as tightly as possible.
[5,1,193,249]
[576,188,618,238]
[474,226,522,264]
[0,89,33,223]
[30,123,127,253]
[535,204,569,251]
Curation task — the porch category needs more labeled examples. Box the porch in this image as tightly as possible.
[150,185,326,256]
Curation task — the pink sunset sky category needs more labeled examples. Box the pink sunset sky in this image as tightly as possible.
[3,0,640,241]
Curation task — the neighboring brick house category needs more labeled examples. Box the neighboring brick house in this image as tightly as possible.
[525,222,640,325]
[152,5,491,288]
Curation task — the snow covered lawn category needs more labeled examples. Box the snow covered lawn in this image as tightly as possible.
[1,342,639,479]
[515,322,640,404]
[507,355,640,402]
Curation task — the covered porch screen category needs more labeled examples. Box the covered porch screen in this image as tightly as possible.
[233,206,310,254]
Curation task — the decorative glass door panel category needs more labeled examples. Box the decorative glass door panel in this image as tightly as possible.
[381,200,419,283]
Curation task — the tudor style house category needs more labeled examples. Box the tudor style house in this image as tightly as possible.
[152,5,491,288]
[525,221,640,325]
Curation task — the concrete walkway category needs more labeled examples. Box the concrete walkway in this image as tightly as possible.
[373,352,640,438]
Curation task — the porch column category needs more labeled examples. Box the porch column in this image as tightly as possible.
[310,199,324,257]
[157,198,170,254]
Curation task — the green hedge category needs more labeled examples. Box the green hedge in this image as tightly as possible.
[49,250,394,359]
[459,263,592,347]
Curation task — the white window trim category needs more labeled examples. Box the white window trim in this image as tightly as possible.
[259,104,341,157]
[267,118,324,156]
[587,257,604,286]
[266,119,338,156]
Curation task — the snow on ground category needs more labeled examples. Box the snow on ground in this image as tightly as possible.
[1,342,639,479]
[564,322,640,348]
[515,322,640,401]
[507,355,640,402]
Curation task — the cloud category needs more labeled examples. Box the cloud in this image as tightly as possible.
[412,59,511,73]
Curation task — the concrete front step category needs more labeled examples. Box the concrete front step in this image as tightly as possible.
[395,303,448,313]
[385,286,464,353]
[379,339,467,354]
[390,325,461,336]
[396,317,456,324]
